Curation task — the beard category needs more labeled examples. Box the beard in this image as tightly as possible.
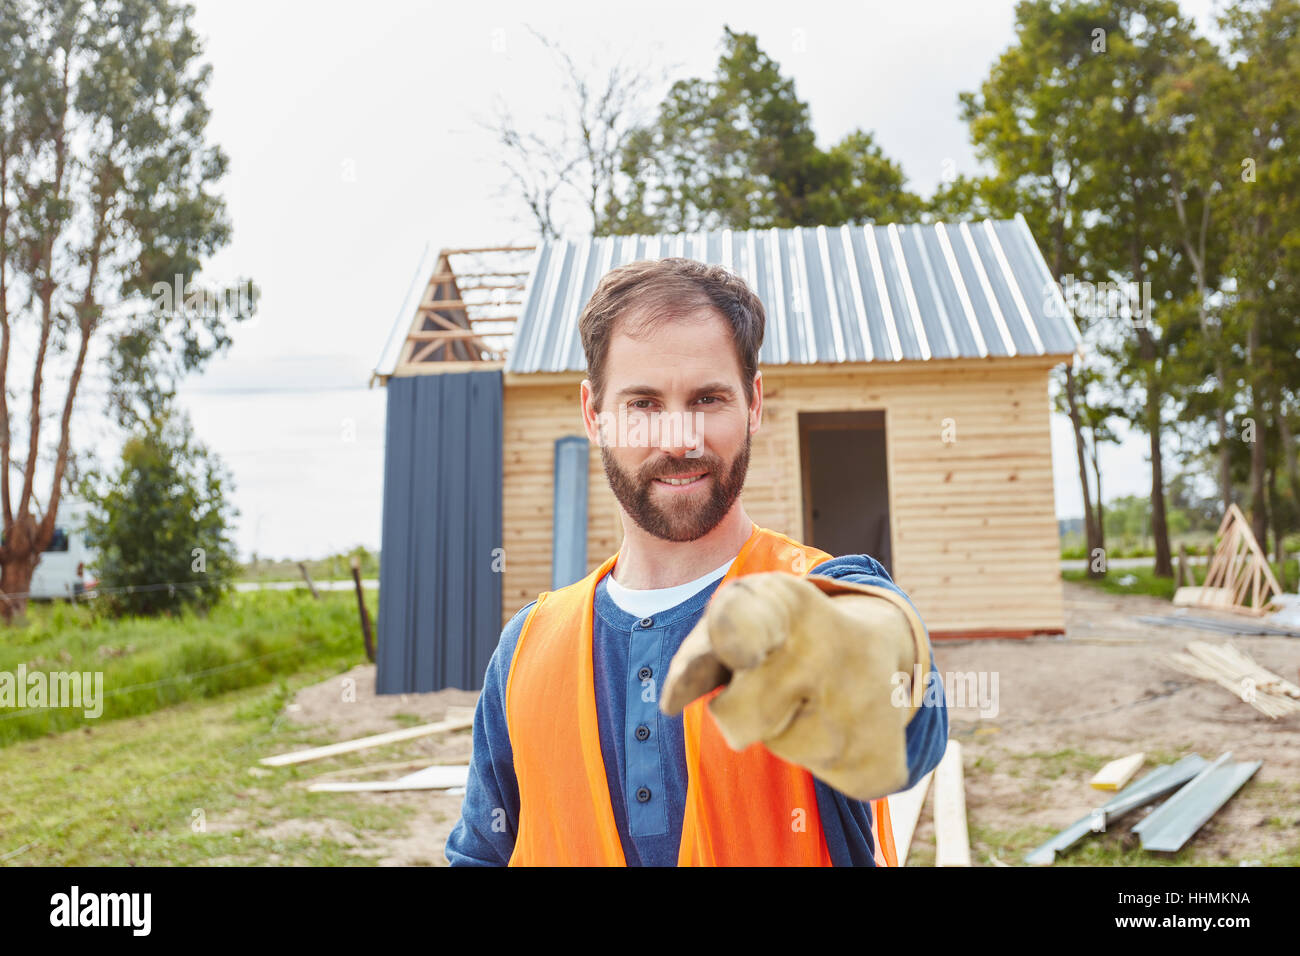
[600,431,751,543]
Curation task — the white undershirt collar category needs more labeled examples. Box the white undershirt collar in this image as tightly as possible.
[603,556,736,619]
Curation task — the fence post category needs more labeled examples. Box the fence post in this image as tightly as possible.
[350,556,375,663]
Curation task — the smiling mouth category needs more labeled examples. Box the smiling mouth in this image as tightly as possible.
[653,473,708,487]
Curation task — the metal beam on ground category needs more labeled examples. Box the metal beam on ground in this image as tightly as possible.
[1024,754,1208,865]
[1132,753,1261,853]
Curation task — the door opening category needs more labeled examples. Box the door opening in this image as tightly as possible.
[798,410,891,574]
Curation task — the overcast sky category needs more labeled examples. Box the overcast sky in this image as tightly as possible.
[155,0,1226,560]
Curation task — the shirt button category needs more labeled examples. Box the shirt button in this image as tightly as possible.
[639,617,654,628]
[636,787,652,803]
[638,666,652,681]
[635,724,650,741]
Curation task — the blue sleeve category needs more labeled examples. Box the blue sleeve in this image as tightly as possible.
[809,556,949,790]
[444,601,536,866]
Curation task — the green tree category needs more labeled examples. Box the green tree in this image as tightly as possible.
[606,27,923,233]
[0,0,251,620]
[1213,0,1300,554]
[80,407,237,617]
[1150,32,1237,516]
[1080,0,1207,579]
[952,0,1118,576]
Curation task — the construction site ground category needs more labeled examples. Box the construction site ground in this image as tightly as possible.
[274,581,1300,866]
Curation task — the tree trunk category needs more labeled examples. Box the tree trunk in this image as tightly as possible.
[1148,405,1174,577]
[1247,384,1268,551]
[1138,330,1173,578]
[1089,426,1105,554]
[0,558,35,622]
[1280,407,1300,533]
[1095,456,1105,554]
[1243,216,1270,548]
[1064,366,1102,575]
[1267,461,1285,591]
[1250,423,1269,554]
[1217,379,1232,516]
[0,512,40,622]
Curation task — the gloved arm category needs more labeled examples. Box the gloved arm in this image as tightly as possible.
[659,571,930,802]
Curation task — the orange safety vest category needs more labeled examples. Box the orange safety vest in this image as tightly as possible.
[504,522,898,867]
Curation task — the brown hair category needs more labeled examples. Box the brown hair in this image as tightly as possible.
[579,257,766,411]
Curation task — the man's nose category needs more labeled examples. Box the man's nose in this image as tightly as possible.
[653,407,703,459]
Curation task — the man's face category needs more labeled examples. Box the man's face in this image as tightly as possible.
[581,307,760,543]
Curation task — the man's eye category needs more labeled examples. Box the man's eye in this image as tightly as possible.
[696,396,717,405]
[630,400,654,409]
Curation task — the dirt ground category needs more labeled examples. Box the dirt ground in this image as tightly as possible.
[272,664,479,865]
[926,584,1300,865]
[277,584,1300,865]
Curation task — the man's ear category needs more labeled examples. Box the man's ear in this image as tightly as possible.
[580,379,602,445]
[749,370,763,433]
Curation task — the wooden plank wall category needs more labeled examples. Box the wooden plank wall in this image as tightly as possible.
[501,379,622,625]
[500,359,1065,635]
[758,361,1065,635]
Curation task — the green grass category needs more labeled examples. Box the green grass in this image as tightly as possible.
[1062,566,1180,600]
[0,589,374,747]
[0,669,437,865]
[1009,747,1110,780]
[1063,555,1299,601]
[238,549,378,584]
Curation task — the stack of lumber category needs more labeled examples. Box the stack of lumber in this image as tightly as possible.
[1165,641,1300,719]
[1183,504,1283,615]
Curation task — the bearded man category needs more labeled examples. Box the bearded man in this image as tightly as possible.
[447,257,948,866]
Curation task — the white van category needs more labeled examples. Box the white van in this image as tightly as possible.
[28,501,97,600]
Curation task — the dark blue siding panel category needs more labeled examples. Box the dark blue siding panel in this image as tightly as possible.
[377,371,503,693]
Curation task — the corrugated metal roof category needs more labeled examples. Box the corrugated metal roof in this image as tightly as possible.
[504,214,1080,374]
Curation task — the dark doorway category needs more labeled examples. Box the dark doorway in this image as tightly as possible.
[799,410,892,573]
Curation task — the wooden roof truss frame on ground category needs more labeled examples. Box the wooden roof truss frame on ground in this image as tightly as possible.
[392,244,536,374]
[1197,503,1284,615]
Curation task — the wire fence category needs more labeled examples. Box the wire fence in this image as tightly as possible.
[0,572,377,603]
[0,639,331,722]
[0,572,374,721]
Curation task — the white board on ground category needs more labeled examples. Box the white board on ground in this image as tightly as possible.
[259,714,474,767]
[1091,752,1145,791]
[888,770,934,866]
[307,765,470,793]
[933,739,970,867]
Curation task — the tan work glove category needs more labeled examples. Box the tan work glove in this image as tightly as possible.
[660,571,929,802]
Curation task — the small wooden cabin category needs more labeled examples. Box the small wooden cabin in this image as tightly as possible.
[374,219,1080,693]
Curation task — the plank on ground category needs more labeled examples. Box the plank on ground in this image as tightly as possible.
[888,770,934,866]
[933,739,971,867]
[307,764,471,793]
[1090,752,1145,791]
[259,714,474,767]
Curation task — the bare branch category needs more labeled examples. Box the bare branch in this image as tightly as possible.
[478,26,662,237]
